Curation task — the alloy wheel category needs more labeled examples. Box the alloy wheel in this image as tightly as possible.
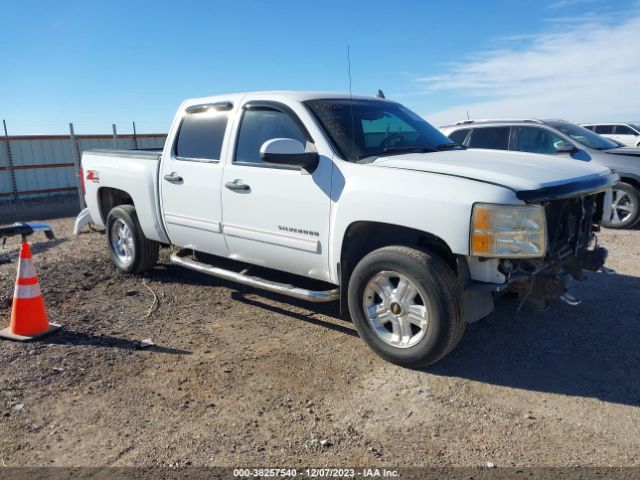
[362,271,429,348]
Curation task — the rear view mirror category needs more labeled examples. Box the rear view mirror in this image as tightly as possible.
[555,141,576,153]
[260,138,319,170]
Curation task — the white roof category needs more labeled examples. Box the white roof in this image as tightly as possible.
[184,90,386,105]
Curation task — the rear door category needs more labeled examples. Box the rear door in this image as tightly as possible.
[159,102,233,255]
[594,125,615,141]
[220,100,332,281]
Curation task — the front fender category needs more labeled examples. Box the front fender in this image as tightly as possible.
[328,161,518,283]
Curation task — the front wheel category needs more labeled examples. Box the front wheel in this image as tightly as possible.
[347,246,464,367]
[602,182,640,229]
[106,205,159,273]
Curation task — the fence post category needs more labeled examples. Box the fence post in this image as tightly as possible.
[132,121,138,150]
[112,124,117,150]
[69,123,85,209]
[2,119,18,200]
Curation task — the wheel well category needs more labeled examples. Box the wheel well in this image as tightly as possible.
[337,222,456,318]
[619,176,640,192]
[340,222,456,281]
[98,187,134,223]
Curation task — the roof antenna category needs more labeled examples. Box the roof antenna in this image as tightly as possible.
[347,45,353,99]
[467,110,470,120]
[377,89,385,99]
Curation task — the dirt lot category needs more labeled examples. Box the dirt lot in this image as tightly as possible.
[0,213,638,468]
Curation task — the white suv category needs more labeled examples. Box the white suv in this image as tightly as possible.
[581,123,640,147]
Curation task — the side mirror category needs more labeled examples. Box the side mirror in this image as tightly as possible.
[555,141,576,153]
[260,138,319,170]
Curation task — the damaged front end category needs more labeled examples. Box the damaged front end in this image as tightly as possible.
[502,192,611,310]
[459,172,619,322]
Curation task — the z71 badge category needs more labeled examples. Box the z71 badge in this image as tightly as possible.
[86,170,100,183]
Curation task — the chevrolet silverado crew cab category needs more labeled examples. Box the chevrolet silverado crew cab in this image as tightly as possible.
[81,91,617,367]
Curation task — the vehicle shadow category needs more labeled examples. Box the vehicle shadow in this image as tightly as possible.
[149,260,639,406]
[151,262,354,337]
[35,329,192,355]
[428,270,640,407]
[230,290,357,337]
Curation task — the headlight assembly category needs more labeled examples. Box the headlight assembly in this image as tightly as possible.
[470,203,547,258]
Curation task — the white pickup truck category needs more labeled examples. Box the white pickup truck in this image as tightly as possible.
[81,91,617,366]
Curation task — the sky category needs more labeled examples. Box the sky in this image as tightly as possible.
[1,0,639,135]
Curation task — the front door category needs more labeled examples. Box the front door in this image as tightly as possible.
[159,103,232,255]
[221,102,332,282]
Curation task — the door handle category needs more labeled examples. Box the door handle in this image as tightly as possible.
[225,180,251,192]
[164,172,183,183]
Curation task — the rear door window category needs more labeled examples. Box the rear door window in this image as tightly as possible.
[595,125,614,134]
[175,111,228,161]
[467,127,510,150]
[448,128,470,145]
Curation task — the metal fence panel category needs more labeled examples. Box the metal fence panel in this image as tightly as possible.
[0,171,12,196]
[0,133,166,201]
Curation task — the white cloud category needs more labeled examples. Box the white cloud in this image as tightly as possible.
[419,15,640,126]
[546,0,598,10]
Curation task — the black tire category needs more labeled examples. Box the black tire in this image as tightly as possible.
[602,182,640,229]
[347,245,464,368]
[106,205,159,273]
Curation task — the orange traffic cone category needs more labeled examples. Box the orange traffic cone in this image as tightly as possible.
[0,241,61,341]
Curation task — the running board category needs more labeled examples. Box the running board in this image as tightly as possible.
[169,249,339,303]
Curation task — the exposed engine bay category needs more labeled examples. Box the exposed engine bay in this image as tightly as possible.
[502,193,610,309]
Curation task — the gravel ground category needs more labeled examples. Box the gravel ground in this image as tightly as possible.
[0,215,638,468]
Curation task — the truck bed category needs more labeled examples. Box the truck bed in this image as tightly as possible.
[82,148,169,244]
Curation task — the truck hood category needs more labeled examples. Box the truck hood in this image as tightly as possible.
[372,149,614,198]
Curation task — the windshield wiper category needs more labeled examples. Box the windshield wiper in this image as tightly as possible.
[382,145,436,154]
[435,143,465,150]
[355,145,435,160]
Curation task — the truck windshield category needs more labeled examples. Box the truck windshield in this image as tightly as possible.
[548,122,619,150]
[305,99,458,162]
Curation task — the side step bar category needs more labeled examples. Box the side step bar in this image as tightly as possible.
[169,249,339,303]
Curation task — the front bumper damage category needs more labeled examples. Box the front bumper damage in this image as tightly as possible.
[506,191,610,310]
[505,244,609,310]
[459,190,614,322]
[458,244,610,323]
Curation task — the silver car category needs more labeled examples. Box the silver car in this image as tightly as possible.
[440,119,640,229]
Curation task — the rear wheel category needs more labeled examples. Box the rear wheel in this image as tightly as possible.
[347,245,464,367]
[106,205,159,273]
[602,182,640,229]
